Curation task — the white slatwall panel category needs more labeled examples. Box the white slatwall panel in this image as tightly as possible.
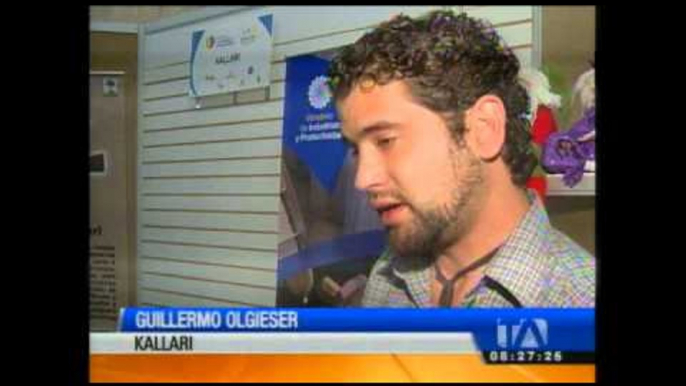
[142,158,280,177]
[515,47,533,68]
[139,289,253,307]
[141,227,277,250]
[139,275,275,306]
[141,176,280,195]
[272,22,532,62]
[143,62,286,91]
[270,81,285,100]
[138,6,537,307]
[142,212,278,232]
[144,100,283,131]
[144,63,188,85]
[140,242,277,270]
[235,88,268,104]
[272,28,372,62]
[142,195,279,212]
[142,120,282,146]
[464,6,533,26]
[142,139,281,161]
[143,6,448,70]
[139,258,276,288]
[145,64,188,84]
[142,92,235,115]
[494,23,532,48]
[271,22,532,63]
[143,6,531,72]
[144,83,283,113]
[143,79,188,100]
[271,62,286,81]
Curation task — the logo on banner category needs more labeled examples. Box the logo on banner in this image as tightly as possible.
[497,318,548,349]
[308,75,332,109]
[206,35,216,50]
[283,55,348,194]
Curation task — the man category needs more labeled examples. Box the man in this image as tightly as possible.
[327,10,595,307]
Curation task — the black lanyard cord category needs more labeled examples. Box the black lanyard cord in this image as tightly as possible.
[434,248,499,307]
[481,276,523,308]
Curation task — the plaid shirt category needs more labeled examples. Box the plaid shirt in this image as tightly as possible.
[361,190,595,308]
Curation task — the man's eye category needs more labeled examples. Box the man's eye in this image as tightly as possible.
[376,137,396,148]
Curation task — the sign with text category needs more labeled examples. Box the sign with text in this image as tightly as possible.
[90,75,131,331]
[189,14,273,97]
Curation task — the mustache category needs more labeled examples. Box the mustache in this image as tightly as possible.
[367,191,406,203]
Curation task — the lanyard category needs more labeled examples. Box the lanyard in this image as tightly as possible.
[434,247,499,307]
[481,275,523,308]
[434,249,524,308]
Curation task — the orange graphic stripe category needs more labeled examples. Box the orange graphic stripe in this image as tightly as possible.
[91,354,595,383]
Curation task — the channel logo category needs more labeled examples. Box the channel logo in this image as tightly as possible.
[496,318,548,349]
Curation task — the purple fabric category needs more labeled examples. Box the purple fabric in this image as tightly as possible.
[542,108,595,187]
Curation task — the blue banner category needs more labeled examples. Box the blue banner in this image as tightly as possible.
[119,308,594,352]
[277,230,386,281]
[282,55,348,194]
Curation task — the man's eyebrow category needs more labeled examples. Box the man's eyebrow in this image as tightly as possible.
[343,121,400,144]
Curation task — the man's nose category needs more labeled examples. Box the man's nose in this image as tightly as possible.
[354,151,386,192]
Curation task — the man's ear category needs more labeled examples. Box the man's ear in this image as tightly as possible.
[463,95,507,161]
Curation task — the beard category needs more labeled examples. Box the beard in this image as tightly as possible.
[387,146,484,265]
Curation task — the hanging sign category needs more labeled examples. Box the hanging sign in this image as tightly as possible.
[189,14,273,97]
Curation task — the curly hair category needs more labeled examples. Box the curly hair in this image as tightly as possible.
[328,10,536,186]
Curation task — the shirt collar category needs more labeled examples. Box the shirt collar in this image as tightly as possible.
[481,190,552,306]
[389,251,433,307]
[385,189,552,307]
